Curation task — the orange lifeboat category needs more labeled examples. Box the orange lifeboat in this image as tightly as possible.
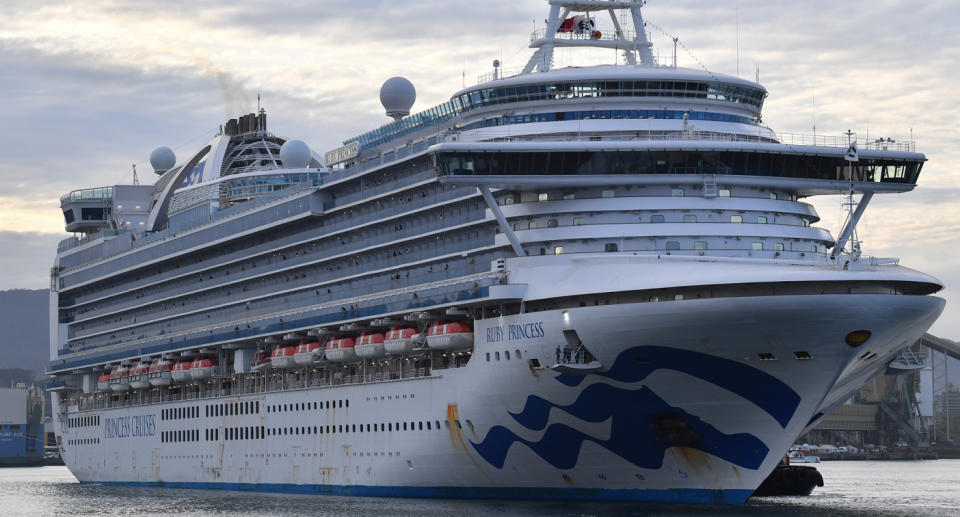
[294,341,325,366]
[384,327,422,355]
[109,365,131,391]
[251,349,272,372]
[170,360,193,382]
[355,332,386,359]
[425,322,474,351]
[149,359,173,387]
[190,358,218,380]
[129,362,151,390]
[96,373,110,391]
[324,337,357,362]
[270,344,298,369]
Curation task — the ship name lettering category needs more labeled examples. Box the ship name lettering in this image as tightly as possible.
[103,414,156,439]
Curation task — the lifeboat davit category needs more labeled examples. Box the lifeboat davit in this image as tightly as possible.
[250,349,272,371]
[294,341,325,366]
[96,373,110,392]
[149,359,173,387]
[425,322,474,350]
[129,362,151,390]
[109,365,130,392]
[355,332,386,359]
[190,358,218,379]
[324,337,357,362]
[170,360,193,382]
[271,344,298,369]
[384,327,422,355]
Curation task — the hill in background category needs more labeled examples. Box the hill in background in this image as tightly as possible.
[0,289,49,377]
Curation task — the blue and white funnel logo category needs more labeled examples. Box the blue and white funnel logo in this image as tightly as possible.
[470,346,801,471]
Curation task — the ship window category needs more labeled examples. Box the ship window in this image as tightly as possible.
[731,215,742,223]
[650,215,664,223]
[554,246,563,255]
[666,241,680,250]
[719,189,731,197]
[757,216,768,224]
[389,423,393,431]
[512,223,519,231]
[563,192,575,200]
[436,420,442,429]
[495,352,501,361]
[683,215,697,223]
[528,221,537,229]
[547,219,558,227]
[427,421,432,430]
[486,352,490,362]
[770,193,778,199]
[775,243,785,251]
[694,241,708,250]
[671,188,684,197]
[538,193,549,202]
[674,294,684,301]
[505,351,511,360]
[605,243,618,252]
[573,217,585,226]
[515,350,522,359]
[752,242,764,251]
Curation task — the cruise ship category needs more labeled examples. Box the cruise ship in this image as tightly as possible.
[47,0,944,504]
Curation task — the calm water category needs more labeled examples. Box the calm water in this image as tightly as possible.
[2,461,958,516]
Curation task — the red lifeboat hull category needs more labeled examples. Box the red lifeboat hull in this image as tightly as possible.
[355,332,386,359]
[384,327,423,355]
[325,337,357,362]
[170,361,193,382]
[425,322,474,351]
[271,345,298,369]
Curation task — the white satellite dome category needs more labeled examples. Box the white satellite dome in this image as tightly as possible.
[380,77,416,120]
[279,139,311,169]
[150,146,176,174]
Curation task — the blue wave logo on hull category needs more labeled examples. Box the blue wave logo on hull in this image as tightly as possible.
[471,346,801,471]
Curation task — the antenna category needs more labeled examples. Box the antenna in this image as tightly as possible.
[132,164,139,185]
[672,37,678,68]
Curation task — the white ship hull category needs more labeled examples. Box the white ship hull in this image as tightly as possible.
[52,292,942,504]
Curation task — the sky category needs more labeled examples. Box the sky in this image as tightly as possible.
[1,0,959,337]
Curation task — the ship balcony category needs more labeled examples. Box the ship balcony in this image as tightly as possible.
[61,187,113,233]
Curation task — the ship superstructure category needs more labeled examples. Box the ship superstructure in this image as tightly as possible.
[48,1,943,504]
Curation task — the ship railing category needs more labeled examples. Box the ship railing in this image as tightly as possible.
[57,270,500,359]
[441,129,917,152]
[57,181,318,268]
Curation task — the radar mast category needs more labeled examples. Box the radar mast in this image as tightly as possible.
[523,0,655,74]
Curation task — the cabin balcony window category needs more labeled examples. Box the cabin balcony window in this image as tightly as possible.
[671,188,684,197]
[650,215,665,223]
[719,189,731,197]
[573,217,585,226]
[730,215,743,223]
[683,215,697,223]
[666,241,680,250]
[605,243,618,252]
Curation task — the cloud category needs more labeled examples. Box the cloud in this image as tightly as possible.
[0,232,63,289]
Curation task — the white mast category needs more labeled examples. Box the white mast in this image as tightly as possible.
[523,0,655,74]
